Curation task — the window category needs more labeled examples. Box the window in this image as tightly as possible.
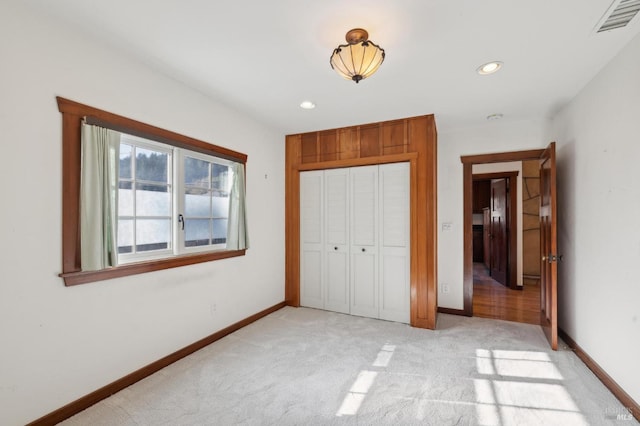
[115,134,237,264]
[181,153,231,249]
[57,97,248,286]
[118,138,173,260]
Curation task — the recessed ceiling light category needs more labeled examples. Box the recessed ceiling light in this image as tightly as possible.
[300,100,316,110]
[477,61,503,75]
[487,113,504,121]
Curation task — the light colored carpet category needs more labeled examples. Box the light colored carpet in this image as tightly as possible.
[61,307,637,425]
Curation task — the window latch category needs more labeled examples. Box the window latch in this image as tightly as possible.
[178,214,185,231]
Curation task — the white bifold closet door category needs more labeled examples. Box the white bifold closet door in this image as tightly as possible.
[349,165,379,318]
[300,162,409,323]
[324,168,350,314]
[300,171,324,309]
[378,162,410,323]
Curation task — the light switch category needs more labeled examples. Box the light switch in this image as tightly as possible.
[442,222,453,231]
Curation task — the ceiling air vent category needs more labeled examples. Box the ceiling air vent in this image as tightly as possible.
[597,0,640,32]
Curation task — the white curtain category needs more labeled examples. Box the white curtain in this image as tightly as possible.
[226,162,249,250]
[80,122,120,271]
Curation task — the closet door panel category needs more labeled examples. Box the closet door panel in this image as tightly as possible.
[379,162,410,323]
[350,166,379,318]
[351,252,377,317]
[380,163,409,248]
[300,171,324,309]
[302,251,323,305]
[324,169,349,313]
[351,167,378,247]
[381,255,408,317]
[326,251,349,312]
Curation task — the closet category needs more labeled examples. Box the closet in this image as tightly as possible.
[286,114,438,329]
[300,162,410,323]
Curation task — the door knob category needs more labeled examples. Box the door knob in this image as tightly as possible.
[546,254,564,263]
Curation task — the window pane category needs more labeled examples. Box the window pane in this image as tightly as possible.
[136,219,171,252]
[185,188,211,217]
[212,164,229,191]
[118,181,133,216]
[136,147,168,183]
[117,219,133,254]
[212,218,228,244]
[136,183,171,216]
[212,195,229,218]
[185,219,211,247]
[185,157,209,187]
[119,144,132,179]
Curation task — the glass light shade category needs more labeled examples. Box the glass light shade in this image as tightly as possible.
[330,40,385,83]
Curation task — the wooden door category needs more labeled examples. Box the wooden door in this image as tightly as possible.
[300,171,324,309]
[540,142,558,350]
[350,165,379,318]
[378,162,410,323]
[483,208,491,269]
[490,179,508,285]
[324,168,350,314]
[473,180,491,213]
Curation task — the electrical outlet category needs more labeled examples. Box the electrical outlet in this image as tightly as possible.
[210,303,217,315]
[442,222,453,232]
[440,283,450,294]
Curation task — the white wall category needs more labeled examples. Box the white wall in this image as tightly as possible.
[548,31,640,404]
[0,3,284,425]
[472,161,524,287]
[437,119,545,309]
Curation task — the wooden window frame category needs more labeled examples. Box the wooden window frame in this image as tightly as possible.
[57,97,248,286]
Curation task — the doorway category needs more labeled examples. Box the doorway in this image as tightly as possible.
[462,153,543,323]
[472,168,540,324]
[461,144,559,349]
[471,172,518,289]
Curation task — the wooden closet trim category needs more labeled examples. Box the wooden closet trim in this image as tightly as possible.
[298,153,418,171]
[286,115,438,329]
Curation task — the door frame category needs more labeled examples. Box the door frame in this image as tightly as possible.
[461,149,544,316]
[472,172,519,290]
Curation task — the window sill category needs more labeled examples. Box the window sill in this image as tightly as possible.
[59,249,246,286]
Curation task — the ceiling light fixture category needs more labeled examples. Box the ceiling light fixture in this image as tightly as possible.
[330,28,385,83]
[477,61,503,75]
[300,100,316,110]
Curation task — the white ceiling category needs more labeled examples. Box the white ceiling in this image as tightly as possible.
[23,0,640,134]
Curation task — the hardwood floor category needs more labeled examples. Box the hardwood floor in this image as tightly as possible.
[473,263,541,325]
